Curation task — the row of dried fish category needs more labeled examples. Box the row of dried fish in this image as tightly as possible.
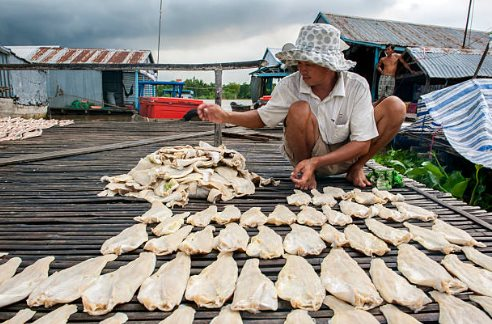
[98,142,278,207]
[100,207,484,259]
[132,199,439,236]
[287,187,405,207]
[0,117,74,142]
[1,241,491,322]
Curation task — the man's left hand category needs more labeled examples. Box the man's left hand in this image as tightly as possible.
[291,158,317,190]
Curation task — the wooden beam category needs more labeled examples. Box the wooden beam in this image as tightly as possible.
[406,182,492,231]
[0,60,266,71]
[0,130,215,167]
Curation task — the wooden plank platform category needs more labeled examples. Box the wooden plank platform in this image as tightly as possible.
[0,120,491,323]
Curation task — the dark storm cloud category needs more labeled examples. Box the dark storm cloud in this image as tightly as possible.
[0,0,392,50]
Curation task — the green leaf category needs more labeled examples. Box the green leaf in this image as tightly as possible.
[422,161,445,180]
[442,171,468,192]
[449,180,469,199]
[425,170,442,188]
[387,160,407,173]
[405,167,428,178]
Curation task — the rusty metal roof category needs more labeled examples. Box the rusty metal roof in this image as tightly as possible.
[316,13,489,50]
[6,46,154,64]
[407,46,492,79]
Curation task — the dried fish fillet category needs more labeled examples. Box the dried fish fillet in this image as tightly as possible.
[283,224,326,256]
[266,204,297,225]
[210,305,242,324]
[297,205,327,226]
[239,207,267,228]
[342,188,385,205]
[0,257,21,285]
[246,225,284,259]
[321,248,383,310]
[144,225,193,255]
[372,188,405,202]
[82,252,156,315]
[159,305,195,324]
[99,312,128,324]
[310,189,337,207]
[275,254,325,311]
[430,291,492,324]
[393,202,437,221]
[323,295,379,324]
[365,218,412,246]
[404,222,460,254]
[2,308,36,324]
[287,189,311,206]
[213,205,241,225]
[322,205,352,226]
[284,309,316,324]
[322,186,345,198]
[380,304,422,324]
[370,258,431,312]
[441,254,492,297]
[134,201,172,223]
[179,225,215,255]
[187,205,217,227]
[137,252,191,311]
[32,304,77,324]
[469,295,492,317]
[397,244,467,294]
[214,222,249,252]
[100,223,148,255]
[344,224,390,256]
[28,254,117,307]
[319,224,349,247]
[151,212,189,236]
[185,252,238,308]
[0,256,55,308]
[372,203,407,222]
[432,219,486,247]
[462,246,492,271]
[339,200,375,218]
[231,258,277,312]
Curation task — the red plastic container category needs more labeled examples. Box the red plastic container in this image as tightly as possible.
[139,97,203,119]
[139,97,151,117]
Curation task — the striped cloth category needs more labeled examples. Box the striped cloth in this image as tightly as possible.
[401,100,441,134]
[418,78,492,168]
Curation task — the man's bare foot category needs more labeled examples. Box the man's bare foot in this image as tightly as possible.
[346,165,371,188]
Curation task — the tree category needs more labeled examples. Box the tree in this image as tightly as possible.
[151,78,251,100]
[238,82,250,99]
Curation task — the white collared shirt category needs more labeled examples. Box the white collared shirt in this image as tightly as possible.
[257,71,378,144]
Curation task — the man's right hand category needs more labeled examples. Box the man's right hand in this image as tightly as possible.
[197,103,228,124]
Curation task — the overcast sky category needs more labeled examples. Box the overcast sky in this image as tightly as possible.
[1,0,491,83]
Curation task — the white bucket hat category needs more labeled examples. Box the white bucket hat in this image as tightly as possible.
[276,24,356,72]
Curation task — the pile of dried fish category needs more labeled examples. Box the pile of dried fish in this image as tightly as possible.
[0,117,74,142]
[99,142,279,207]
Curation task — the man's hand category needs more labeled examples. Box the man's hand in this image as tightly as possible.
[291,158,317,190]
[197,103,228,124]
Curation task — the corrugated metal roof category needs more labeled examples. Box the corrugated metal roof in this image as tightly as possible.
[317,13,489,50]
[6,46,154,64]
[263,47,282,66]
[407,47,492,79]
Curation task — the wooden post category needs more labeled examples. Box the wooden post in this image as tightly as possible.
[214,68,223,146]
[371,47,381,100]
